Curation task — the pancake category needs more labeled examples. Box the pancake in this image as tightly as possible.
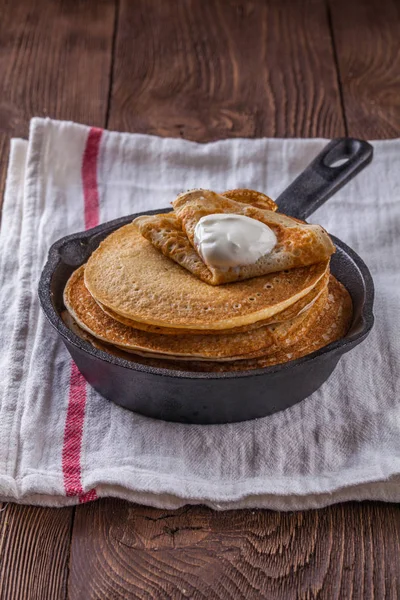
[219,188,277,211]
[64,276,352,371]
[84,221,330,332]
[113,284,329,361]
[95,270,330,335]
[65,266,328,361]
[194,275,353,371]
[134,189,278,288]
[173,190,335,280]
[136,189,334,285]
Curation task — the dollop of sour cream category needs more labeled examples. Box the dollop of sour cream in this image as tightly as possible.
[194,213,277,269]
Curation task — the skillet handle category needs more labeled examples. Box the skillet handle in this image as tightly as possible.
[275,138,373,220]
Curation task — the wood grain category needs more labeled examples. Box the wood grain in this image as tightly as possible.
[0,503,73,600]
[1,0,399,598]
[0,0,116,208]
[329,0,400,138]
[108,0,345,140]
[69,499,400,599]
[0,1,115,598]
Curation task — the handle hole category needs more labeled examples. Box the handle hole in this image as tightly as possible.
[323,139,361,169]
[326,157,350,168]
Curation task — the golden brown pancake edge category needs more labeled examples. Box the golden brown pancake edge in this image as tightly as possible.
[84,221,330,331]
[64,266,330,361]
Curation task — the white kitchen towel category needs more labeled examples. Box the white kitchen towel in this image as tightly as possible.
[0,118,399,509]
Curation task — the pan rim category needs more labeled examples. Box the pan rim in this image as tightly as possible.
[38,211,375,381]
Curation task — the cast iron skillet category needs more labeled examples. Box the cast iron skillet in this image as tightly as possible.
[39,138,374,424]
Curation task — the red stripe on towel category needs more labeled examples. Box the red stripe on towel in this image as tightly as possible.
[82,128,103,230]
[62,127,103,501]
[62,361,90,497]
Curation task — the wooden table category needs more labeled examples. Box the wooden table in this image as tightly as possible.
[0,1,399,598]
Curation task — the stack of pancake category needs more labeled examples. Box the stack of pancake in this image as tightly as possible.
[63,189,352,372]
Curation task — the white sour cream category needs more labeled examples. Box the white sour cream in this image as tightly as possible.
[194,213,277,269]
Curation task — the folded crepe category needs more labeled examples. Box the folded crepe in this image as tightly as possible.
[136,189,335,285]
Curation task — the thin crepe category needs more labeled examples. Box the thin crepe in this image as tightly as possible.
[84,221,330,331]
[96,270,329,335]
[137,189,335,285]
[64,266,329,361]
[65,276,352,371]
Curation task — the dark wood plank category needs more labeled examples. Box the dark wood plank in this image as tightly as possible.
[69,499,400,599]
[0,1,116,598]
[108,0,345,140]
[0,503,74,600]
[329,0,400,138]
[0,0,116,208]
